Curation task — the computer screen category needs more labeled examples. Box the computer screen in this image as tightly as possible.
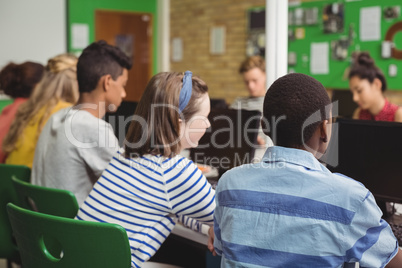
[104,101,138,145]
[326,118,402,203]
[331,89,357,119]
[190,108,261,176]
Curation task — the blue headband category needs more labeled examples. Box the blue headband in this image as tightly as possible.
[179,71,193,113]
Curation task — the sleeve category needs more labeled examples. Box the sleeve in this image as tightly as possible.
[79,121,120,181]
[345,192,399,267]
[177,215,211,235]
[168,158,216,225]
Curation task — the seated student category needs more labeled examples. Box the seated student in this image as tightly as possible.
[349,52,402,122]
[230,55,272,147]
[213,73,402,267]
[31,40,131,206]
[76,71,216,268]
[0,61,44,162]
[3,54,78,168]
[230,55,266,111]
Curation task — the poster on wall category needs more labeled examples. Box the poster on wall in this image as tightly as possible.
[71,23,89,50]
[310,42,329,75]
[171,38,183,62]
[360,6,381,41]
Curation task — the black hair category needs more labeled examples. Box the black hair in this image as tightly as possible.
[0,62,44,98]
[348,52,387,92]
[77,40,132,93]
[262,73,331,148]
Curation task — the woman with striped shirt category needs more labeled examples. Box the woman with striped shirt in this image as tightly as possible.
[76,71,216,268]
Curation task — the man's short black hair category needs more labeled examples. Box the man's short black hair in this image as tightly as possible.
[262,73,331,148]
[77,40,132,93]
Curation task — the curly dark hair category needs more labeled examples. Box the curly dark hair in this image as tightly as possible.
[77,40,132,93]
[262,73,331,147]
[0,61,44,98]
[348,52,387,92]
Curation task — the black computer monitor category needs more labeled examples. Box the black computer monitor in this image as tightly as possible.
[210,98,228,109]
[331,89,357,119]
[325,118,402,204]
[189,108,261,176]
[104,101,138,145]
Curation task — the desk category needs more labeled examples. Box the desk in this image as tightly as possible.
[172,224,208,245]
[150,224,221,268]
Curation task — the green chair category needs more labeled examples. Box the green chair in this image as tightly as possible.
[6,203,132,268]
[0,164,30,267]
[12,176,79,218]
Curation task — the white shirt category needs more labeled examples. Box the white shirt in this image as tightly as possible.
[32,107,119,205]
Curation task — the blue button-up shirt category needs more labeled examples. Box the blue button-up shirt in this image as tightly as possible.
[214,146,398,267]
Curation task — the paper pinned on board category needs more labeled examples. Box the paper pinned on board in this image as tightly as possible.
[71,23,89,50]
[360,6,381,41]
[310,42,329,75]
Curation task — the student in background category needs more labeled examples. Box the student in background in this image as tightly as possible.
[0,61,44,162]
[76,71,216,268]
[349,52,402,122]
[3,54,78,167]
[213,73,402,267]
[32,40,131,206]
[230,55,266,110]
[230,55,272,147]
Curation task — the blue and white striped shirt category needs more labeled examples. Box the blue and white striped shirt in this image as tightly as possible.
[76,150,215,268]
[214,146,398,268]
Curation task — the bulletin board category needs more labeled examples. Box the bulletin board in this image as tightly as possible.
[288,0,402,90]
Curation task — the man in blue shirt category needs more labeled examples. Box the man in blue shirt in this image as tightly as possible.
[212,73,402,267]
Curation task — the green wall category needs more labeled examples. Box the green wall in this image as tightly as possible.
[289,0,402,90]
[67,0,158,74]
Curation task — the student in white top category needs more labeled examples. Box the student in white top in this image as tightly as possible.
[76,71,216,268]
[230,55,273,148]
[31,40,132,205]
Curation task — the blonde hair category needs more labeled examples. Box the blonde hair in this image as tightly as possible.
[3,53,79,153]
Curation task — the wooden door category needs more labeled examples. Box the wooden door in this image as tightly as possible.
[95,10,152,102]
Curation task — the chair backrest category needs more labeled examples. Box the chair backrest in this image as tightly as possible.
[0,164,30,261]
[6,203,131,268]
[12,176,79,218]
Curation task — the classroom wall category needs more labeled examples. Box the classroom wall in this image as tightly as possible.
[67,0,158,74]
[170,0,402,107]
[2,0,402,106]
[0,0,66,68]
[170,0,265,105]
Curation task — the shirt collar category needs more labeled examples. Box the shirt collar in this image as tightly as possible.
[262,146,326,171]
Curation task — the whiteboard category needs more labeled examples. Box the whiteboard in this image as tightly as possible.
[0,0,66,68]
